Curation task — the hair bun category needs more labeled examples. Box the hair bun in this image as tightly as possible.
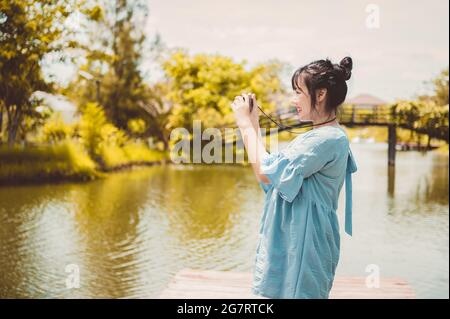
[339,56,353,80]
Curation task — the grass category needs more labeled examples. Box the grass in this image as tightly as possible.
[0,141,100,184]
[99,141,168,170]
[0,140,169,184]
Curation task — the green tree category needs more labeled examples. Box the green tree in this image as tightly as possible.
[103,0,149,129]
[390,100,449,145]
[432,68,449,106]
[162,50,285,132]
[65,0,155,132]
[419,67,449,106]
[0,0,99,146]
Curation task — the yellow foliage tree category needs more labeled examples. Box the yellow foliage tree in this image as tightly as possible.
[162,50,285,131]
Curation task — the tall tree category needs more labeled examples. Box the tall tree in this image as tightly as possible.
[0,0,99,145]
[419,67,449,106]
[107,0,147,129]
[162,50,285,132]
[66,0,152,132]
[432,68,449,106]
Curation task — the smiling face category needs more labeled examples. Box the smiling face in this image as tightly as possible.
[291,75,314,121]
[291,74,328,122]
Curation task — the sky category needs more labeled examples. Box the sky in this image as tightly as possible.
[144,0,449,102]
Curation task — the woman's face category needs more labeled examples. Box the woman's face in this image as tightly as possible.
[291,74,328,122]
[291,75,313,121]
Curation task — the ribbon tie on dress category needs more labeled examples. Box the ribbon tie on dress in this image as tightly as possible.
[345,149,358,236]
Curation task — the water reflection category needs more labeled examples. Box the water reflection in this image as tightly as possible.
[0,143,448,298]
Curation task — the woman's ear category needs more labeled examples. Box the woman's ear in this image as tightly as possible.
[316,88,327,103]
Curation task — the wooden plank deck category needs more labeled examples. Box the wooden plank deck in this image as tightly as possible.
[160,269,416,299]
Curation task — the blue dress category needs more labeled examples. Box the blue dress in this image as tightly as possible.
[252,125,358,299]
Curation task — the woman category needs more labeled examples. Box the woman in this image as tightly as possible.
[231,57,358,299]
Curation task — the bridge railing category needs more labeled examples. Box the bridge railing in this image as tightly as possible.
[338,108,393,125]
[257,107,396,128]
[216,105,447,144]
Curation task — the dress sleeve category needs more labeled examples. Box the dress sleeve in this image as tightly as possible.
[259,132,338,202]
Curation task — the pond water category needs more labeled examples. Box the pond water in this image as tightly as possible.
[0,143,448,298]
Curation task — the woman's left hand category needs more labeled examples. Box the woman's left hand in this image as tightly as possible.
[231,92,259,129]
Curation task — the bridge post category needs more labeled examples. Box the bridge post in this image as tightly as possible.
[387,164,396,196]
[388,124,397,166]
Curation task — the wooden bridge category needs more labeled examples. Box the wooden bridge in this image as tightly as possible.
[222,106,448,166]
[160,269,416,299]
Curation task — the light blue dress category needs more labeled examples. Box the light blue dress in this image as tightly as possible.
[252,125,358,299]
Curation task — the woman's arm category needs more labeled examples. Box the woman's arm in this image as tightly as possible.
[231,93,270,184]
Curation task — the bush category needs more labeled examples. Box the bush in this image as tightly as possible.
[0,102,169,183]
[127,118,147,135]
[39,114,73,144]
[78,102,167,169]
[78,102,109,160]
[0,141,99,183]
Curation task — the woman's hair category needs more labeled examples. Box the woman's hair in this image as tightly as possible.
[291,56,353,114]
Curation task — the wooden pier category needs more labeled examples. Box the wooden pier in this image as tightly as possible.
[160,269,416,299]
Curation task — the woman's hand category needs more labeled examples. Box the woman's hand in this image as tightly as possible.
[231,92,260,130]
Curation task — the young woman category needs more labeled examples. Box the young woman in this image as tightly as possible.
[231,57,358,299]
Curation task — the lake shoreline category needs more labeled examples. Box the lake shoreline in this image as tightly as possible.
[0,159,170,187]
[1,141,447,187]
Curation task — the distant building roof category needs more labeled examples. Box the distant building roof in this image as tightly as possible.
[346,94,386,106]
